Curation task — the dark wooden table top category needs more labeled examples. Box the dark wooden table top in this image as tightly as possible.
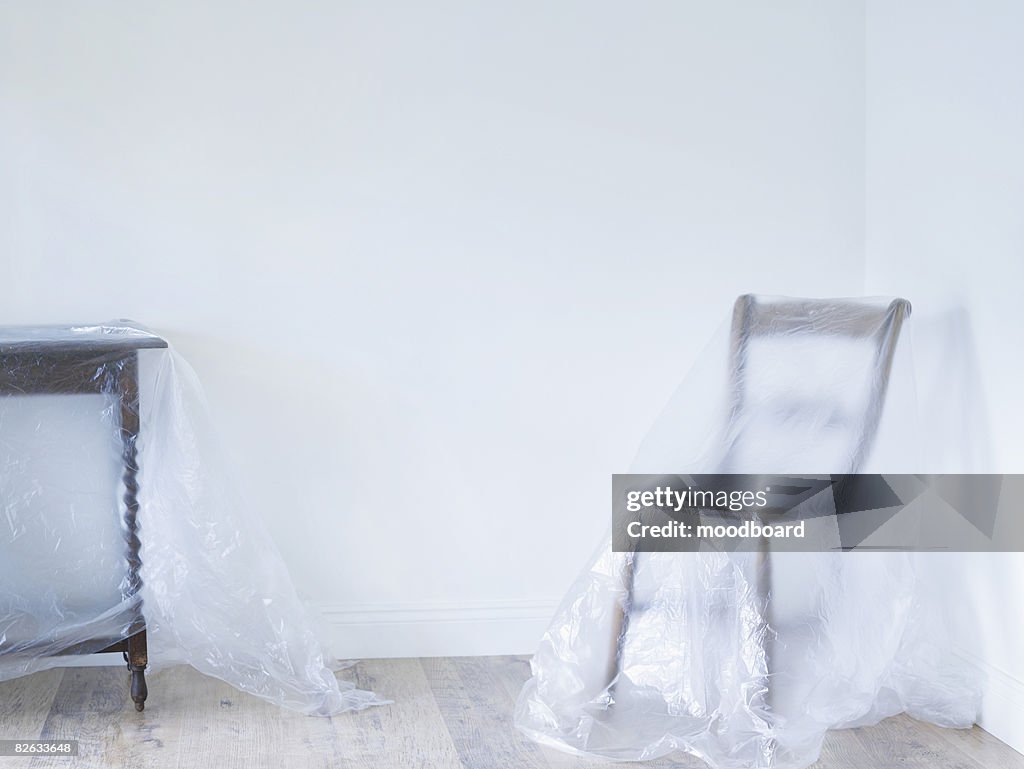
[0,322,167,356]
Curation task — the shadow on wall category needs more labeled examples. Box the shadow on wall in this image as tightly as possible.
[909,305,996,678]
[912,306,992,473]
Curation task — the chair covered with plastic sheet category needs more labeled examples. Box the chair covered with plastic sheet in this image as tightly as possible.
[515,295,978,769]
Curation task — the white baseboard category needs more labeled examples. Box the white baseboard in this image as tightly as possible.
[955,646,1024,756]
[314,599,560,659]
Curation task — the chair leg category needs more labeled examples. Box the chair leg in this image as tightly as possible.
[126,629,148,711]
[608,551,638,693]
[754,535,773,718]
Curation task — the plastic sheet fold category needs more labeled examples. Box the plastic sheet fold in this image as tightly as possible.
[515,296,981,768]
[0,322,382,715]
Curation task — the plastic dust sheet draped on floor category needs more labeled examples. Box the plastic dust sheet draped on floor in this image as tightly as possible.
[0,322,381,715]
[515,296,982,769]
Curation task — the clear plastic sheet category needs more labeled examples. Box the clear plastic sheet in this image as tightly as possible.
[515,296,981,768]
[0,322,382,715]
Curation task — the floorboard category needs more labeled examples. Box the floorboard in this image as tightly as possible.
[0,657,1017,769]
[0,668,64,743]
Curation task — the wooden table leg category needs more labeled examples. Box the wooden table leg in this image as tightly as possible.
[126,630,148,711]
[118,352,149,712]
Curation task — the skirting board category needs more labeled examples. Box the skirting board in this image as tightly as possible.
[315,599,561,659]
[955,646,1024,756]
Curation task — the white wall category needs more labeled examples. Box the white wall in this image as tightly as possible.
[0,1,866,656]
[865,0,1024,752]
[3,0,1022,753]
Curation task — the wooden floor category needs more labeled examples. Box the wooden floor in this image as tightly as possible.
[0,656,1020,769]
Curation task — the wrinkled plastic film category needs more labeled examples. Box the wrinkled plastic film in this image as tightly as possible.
[0,323,383,715]
[515,296,981,768]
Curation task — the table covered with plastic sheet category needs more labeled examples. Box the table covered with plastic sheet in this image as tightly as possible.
[0,322,381,715]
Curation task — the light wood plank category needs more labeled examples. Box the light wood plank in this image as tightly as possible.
[164,664,345,769]
[423,656,552,769]
[0,658,1016,769]
[811,727,881,769]
[852,713,985,769]
[28,666,154,769]
[921,721,1024,769]
[334,657,463,769]
[0,667,64,741]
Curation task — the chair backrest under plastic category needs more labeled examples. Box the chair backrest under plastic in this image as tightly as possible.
[722,295,911,475]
